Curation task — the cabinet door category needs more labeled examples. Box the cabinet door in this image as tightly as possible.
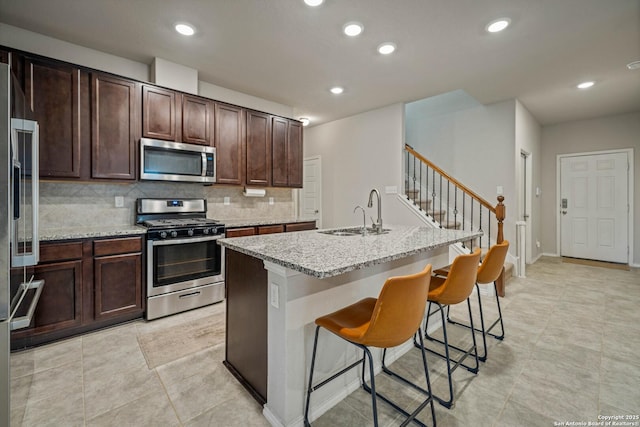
[246,111,271,186]
[11,260,83,337]
[182,94,213,145]
[94,253,142,321]
[142,85,180,141]
[0,49,8,64]
[287,121,303,188]
[26,57,81,178]
[271,117,289,187]
[91,73,140,180]
[215,102,244,185]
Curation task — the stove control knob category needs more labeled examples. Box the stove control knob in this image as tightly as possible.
[203,228,210,235]
[188,229,194,237]
[159,231,167,239]
[170,231,178,238]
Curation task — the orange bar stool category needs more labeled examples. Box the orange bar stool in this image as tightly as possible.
[420,248,481,409]
[444,241,509,362]
[303,265,436,427]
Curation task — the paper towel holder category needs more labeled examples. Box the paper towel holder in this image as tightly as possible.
[243,187,266,197]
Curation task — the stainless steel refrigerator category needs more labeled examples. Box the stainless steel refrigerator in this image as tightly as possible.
[1,62,43,425]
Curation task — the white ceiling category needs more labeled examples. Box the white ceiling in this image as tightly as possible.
[1,0,639,126]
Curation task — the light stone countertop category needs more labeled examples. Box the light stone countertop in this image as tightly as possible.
[218,225,482,279]
[39,225,147,241]
[218,218,316,228]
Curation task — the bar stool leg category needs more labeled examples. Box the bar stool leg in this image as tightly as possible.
[304,326,321,427]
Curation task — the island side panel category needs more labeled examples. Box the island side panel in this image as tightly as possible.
[224,249,268,404]
[263,248,449,426]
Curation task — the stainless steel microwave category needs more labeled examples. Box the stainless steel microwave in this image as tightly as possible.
[140,138,216,183]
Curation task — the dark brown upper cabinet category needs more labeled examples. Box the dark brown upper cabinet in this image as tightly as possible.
[142,85,213,146]
[182,94,213,145]
[142,85,180,141]
[0,49,8,64]
[246,110,272,186]
[91,73,140,180]
[215,102,245,185]
[272,117,303,188]
[25,57,82,178]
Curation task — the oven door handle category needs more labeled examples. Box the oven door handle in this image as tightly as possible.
[150,234,223,246]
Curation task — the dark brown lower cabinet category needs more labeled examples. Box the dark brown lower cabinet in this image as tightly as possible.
[11,236,145,350]
[224,249,268,404]
[94,237,143,321]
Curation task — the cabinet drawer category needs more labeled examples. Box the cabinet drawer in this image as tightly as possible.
[285,221,316,232]
[94,237,142,256]
[225,227,257,238]
[258,225,284,235]
[40,241,83,262]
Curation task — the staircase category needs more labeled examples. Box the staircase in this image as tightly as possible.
[403,144,514,295]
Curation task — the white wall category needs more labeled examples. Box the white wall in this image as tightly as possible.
[540,111,640,266]
[0,23,294,117]
[515,100,542,262]
[304,104,425,229]
[405,96,518,249]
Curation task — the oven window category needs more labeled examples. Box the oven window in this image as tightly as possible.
[153,240,221,287]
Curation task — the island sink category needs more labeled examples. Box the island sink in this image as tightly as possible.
[318,227,391,236]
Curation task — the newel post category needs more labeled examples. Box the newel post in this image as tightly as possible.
[495,196,506,297]
[495,195,505,244]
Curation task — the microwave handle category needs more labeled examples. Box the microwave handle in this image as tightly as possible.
[13,160,21,220]
[201,152,207,177]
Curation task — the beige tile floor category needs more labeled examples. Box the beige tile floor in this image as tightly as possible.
[9,257,640,426]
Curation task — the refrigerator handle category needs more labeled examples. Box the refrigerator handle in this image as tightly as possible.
[12,160,20,220]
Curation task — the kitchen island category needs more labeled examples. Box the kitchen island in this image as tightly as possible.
[218,225,482,427]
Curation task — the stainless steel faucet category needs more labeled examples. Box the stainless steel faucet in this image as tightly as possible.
[367,188,383,234]
[353,205,366,235]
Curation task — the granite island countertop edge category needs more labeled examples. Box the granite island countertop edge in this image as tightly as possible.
[219,226,482,279]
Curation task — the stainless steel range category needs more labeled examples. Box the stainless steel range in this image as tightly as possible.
[136,198,225,320]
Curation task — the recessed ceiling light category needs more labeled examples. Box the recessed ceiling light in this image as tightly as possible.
[486,18,511,33]
[299,117,310,126]
[175,23,195,36]
[627,60,640,70]
[577,81,595,89]
[377,43,396,55]
[343,22,363,37]
[330,87,344,95]
[304,0,324,6]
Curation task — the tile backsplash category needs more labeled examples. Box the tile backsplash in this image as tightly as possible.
[39,181,296,229]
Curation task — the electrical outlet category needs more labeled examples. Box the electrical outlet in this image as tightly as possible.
[269,197,274,205]
[223,196,230,206]
[536,240,541,248]
[114,196,124,208]
[270,283,279,308]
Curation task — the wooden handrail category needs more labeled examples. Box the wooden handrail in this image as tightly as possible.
[405,144,496,213]
[405,144,505,244]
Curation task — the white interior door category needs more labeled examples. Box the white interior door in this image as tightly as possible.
[560,152,628,263]
[300,156,322,228]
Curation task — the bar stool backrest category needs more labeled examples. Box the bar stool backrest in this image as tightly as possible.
[362,264,432,348]
[477,240,509,284]
[429,248,482,306]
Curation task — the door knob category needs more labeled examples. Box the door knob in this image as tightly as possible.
[314,210,319,214]
[561,210,567,215]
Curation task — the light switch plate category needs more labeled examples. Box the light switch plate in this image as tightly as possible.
[223,196,230,206]
[269,197,274,205]
[385,186,398,194]
[115,196,124,208]
[496,186,503,195]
